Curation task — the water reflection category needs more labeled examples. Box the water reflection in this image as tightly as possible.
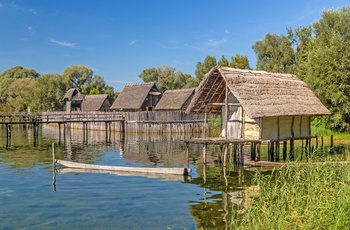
[1,124,272,229]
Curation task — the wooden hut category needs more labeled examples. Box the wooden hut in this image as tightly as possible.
[82,94,114,111]
[110,82,162,112]
[155,88,195,111]
[186,66,330,141]
[63,88,84,112]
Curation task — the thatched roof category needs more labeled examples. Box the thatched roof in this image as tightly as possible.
[155,88,195,111]
[186,66,330,118]
[63,88,83,101]
[82,94,113,111]
[110,82,161,110]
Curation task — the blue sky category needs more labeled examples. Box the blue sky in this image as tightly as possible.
[0,0,349,91]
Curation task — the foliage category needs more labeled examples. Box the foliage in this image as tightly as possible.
[195,56,217,81]
[303,7,350,132]
[0,66,39,112]
[229,54,250,69]
[231,162,350,229]
[207,115,222,137]
[30,74,67,112]
[252,33,297,73]
[138,65,192,91]
[0,65,118,112]
[218,55,229,67]
[62,65,93,95]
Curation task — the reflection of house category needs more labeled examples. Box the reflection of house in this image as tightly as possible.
[186,66,330,140]
[82,94,113,111]
[155,88,195,111]
[110,82,162,112]
[63,88,84,112]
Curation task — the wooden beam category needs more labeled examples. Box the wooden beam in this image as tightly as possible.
[206,103,241,107]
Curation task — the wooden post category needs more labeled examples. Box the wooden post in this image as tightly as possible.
[283,141,287,161]
[330,135,334,154]
[250,142,254,161]
[305,138,309,160]
[276,141,280,162]
[52,142,56,192]
[225,84,229,139]
[218,144,223,163]
[186,143,189,169]
[223,144,228,167]
[290,139,295,161]
[203,106,207,138]
[203,143,207,164]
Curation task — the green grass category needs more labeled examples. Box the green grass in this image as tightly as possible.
[231,161,350,229]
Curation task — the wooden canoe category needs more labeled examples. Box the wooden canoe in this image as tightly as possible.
[57,167,191,181]
[55,159,191,176]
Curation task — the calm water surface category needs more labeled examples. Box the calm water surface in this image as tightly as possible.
[0,125,259,229]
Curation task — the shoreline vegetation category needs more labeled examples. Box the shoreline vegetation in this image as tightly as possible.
[231,161,350,229]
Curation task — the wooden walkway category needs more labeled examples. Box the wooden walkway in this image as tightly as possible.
[183,137,262,167]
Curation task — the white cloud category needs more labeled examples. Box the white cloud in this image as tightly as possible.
[128,40,137,46]
[205,38,227,47]
[9,2,37,15]
[49,38,77,48]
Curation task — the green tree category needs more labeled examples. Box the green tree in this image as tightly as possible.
[0,66,39,112]
[30,74,66,112]
[218,55,229,67]
[229,54,251,69]
[63,65,93,95]
[139,65,192,91]
[7,78,35,112]
[303,6,350,131]
[195,56,217,81]
[252,33,296,73]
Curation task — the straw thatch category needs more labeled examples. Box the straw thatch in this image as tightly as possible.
[186,66,330,118]
[155,88,195,111]
[82,94,113,111]
[110,82,162,111]
[63,88,83,101]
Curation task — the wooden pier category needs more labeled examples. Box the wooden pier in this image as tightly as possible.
[183,137,261,166]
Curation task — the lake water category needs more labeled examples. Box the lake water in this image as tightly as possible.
[0,124,263,229]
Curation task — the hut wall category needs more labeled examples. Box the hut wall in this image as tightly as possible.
[221,92,241,138]
[245,115,260,140]
[261,116,310,140]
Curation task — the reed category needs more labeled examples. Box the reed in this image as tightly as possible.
[231,160,350,229]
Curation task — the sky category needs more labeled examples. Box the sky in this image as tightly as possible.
[0,0,349,92]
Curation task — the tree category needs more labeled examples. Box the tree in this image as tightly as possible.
[30,74,66,112]
[252,33,296,73]
[0,66,39,112]
[195,56,217,81]
[229,54,251,69]
[63,65,93,95]
[303,6,350,131]
[7,78,35,112]
[139,66,192,91]
[218,55,229,67]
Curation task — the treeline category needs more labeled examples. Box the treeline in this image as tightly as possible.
[0,65,117,112]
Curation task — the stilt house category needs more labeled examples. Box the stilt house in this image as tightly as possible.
[186,66,330,141]
[110,82,162,112]
[63,88,84,112]
[155,88,195,111]
[82,94,114,111]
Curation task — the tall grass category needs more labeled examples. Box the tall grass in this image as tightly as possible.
[231,161,350,229]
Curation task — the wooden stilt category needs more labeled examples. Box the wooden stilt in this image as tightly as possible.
[223,144,228,167]
[283,141,287,161]
[290,139,295,161]
[330,135,334,154]
[203,143,207,164]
